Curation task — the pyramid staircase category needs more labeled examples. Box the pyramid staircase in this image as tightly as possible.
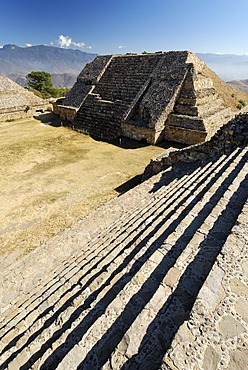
[0,139,247,369]
[73,55,161,140]
[165,69,233,144]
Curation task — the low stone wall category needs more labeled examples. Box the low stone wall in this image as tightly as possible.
[122,122,163,144]
[53,104,77,122]
[0,103,50,122]
[52,98,64,114]
[164,125,207,145]
[143,113,248,179]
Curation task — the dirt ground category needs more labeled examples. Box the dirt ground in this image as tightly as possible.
[0,116,166,262]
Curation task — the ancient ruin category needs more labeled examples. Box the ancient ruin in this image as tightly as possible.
[0,75,49,121]
[0,113,247,369]
[54,51,235,145]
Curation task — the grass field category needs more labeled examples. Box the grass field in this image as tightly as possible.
[0,116,165,262]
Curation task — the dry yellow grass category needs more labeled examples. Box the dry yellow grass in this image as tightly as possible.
[0,117,165,260]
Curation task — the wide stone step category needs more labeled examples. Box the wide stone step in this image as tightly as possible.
[120,172,248,370]
[47,148,248,369]
[0,147,247,369]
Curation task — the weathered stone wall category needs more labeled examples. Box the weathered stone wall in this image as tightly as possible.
[163,125,207,145]
[52,98,64,114]
[53,104,77,121]
[163,60,233,144]
[143,113,248,179]
[124,51,230,145]
[122,122,158,143]
[0,105,48,121]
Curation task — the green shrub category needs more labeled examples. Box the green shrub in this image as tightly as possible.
[236,99,246,110]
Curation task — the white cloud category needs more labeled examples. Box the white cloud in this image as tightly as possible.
[58,35,72,48]
[118,45,126,49]
[58,35,85,48]
[25,43,33,47]
[73,41,85,48]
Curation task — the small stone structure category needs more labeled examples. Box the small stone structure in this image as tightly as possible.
[0,75,49,121]
[54,51,234,145]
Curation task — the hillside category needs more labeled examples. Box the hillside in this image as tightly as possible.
[227,79,248,94]
[0,44,97,75]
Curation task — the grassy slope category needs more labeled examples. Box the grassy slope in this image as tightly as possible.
[202,65,248,111]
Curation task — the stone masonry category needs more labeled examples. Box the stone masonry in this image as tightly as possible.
[0,75,49,121]
[143,112,248,179]
[0,114,247,369]
[54,51,234,145]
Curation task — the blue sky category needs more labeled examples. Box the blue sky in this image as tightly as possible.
[1,0,247,55]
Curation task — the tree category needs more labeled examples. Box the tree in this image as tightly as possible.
[26,71,70,99]
[26,71,55,98]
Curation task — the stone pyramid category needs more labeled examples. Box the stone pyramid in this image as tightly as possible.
[54,51,243,145]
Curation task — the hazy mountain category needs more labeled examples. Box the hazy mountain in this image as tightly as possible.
[51,73,77,88]
[227,79,248,94]
[8,73,77,88]
[197,53,248,81]
[0,44,97,75]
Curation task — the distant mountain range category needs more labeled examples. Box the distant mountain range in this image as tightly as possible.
[0,45,248,88]
[197,53,248,81]
[0,44,97,87]
[226,79,248,94]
